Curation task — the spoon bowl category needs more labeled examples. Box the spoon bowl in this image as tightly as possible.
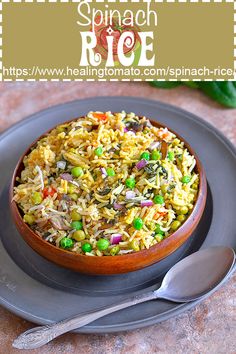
[155,246,235,302]
[13,246,235,350]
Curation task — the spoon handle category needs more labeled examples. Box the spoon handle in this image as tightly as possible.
[13,291,157,350]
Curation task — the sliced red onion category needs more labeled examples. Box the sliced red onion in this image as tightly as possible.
[149,141,160,151]
[100,167,107,177]
[50,217,70,230]
[124,127,135,134]
[127,131,136,136]
[136,159,147,170]
[36,219,49,228]
[61,194,71,201]
[113,202,123,210]
[111,233,122,244]
[60,173,73,181]
[141,199,154,207]
[29,205,44,212]
[119,249,133,254]
[57,161,66,169]
[126,191,136,199]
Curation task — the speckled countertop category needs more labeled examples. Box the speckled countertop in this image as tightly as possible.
[0,82,235,354]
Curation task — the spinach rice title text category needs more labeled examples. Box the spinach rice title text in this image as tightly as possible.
[77,1,158,67]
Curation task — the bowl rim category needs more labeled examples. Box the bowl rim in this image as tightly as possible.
[10,114,207,262]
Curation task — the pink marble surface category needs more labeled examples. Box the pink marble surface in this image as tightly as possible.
[0,82,235,354]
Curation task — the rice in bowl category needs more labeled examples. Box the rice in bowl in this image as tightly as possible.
[13,111,199,256]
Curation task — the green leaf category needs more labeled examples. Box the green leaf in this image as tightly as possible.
[198,82,236,108]
[182,81,200,89]
[149,81,182,89]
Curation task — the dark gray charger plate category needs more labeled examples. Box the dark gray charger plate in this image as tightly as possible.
[0,97,235,333]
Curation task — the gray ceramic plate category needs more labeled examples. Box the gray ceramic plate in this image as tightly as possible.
[0,97,235,333]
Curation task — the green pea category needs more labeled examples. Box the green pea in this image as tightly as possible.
[140,151,150,161]
[82,242,92,253]
[32,192,43,205]
[72,230,86,241]
[177,214,186,222]
[71,221,83,230]
[161,184,168,194]
[97,238,110,251]
[107,168,115,177]
[60,237,74,249]
[168,151,175,161]
[170,220,181,231]
[176,206,189,215]
[125,177,136,189]
[133,217,143,230]
[151,150,161,160]
[23,214,35,225]
[57,126,65,133]
[129,239,140,251]
[155,224,164,235]
[94,146,103,157]
[181,176,191,184]
[155,234,164,242]
[189,193,195,202]
[70,193,78,201]
[71,210,82,221]
[110,245,120,256]
[180,206,189,215]
[67,183,77,194]
[71,167,83,178]
[153,195,164,204]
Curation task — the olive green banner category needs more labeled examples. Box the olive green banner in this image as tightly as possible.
[0,1,235,81]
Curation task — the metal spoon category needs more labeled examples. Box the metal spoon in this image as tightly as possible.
[13,246,235,350]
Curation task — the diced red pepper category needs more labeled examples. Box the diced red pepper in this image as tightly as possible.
[43,187,57,199]
[92,112,107,121]
[153,211,167,220]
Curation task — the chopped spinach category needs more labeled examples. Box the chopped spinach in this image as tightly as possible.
[104,204,114,209]
[159,166,168,178]
[144,163,160,176]
[98,187,111,196]
[125,120,144,132]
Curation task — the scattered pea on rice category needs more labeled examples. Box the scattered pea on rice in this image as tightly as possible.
[13,111,199,256]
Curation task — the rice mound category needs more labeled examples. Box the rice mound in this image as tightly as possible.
[14,111,199,256]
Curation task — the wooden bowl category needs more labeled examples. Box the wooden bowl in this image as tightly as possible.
[10,117,207,275]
